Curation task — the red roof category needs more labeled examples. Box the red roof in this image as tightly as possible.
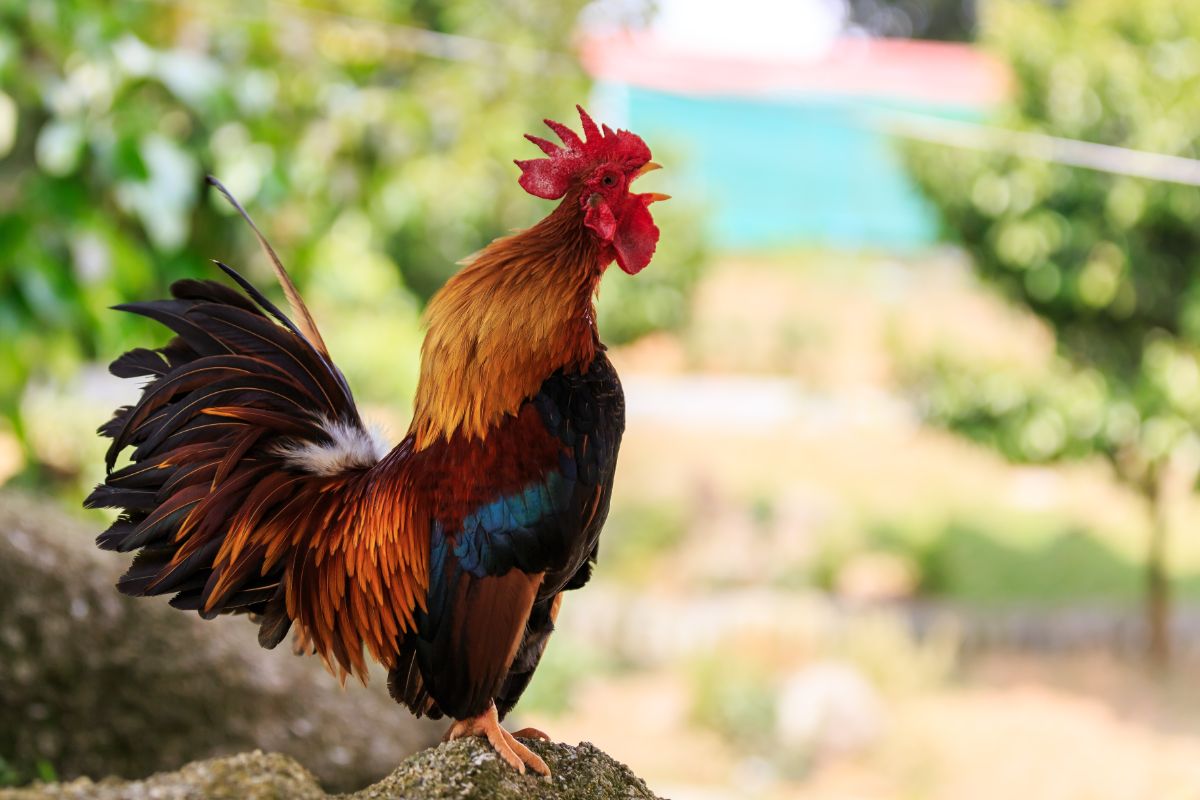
[579,33,1009,108]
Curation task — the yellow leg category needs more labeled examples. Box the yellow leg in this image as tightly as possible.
[444,702,551,776]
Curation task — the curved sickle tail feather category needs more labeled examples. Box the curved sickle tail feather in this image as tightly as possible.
[87,190,427,682]
[205,175,331,360]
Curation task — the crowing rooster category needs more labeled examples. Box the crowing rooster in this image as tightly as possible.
[85,107,666,776]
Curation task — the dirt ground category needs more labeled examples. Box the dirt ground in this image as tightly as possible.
[523,654,1200,800]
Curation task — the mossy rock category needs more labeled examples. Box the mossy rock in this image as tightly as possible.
[0,741,664,800]
[0,490,440,790]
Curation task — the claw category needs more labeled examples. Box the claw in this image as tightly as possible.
[444,703,551,777]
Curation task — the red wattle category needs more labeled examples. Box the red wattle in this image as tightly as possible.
[612,198,659,275]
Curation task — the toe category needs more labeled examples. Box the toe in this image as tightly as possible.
[485,725,527,774]
[501,726,551,776]
[523,749,551,777]
[443,705,550,777]
[510,726,552,742]
[442,719,471,743]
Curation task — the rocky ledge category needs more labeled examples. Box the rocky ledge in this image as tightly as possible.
[0,739,664,800]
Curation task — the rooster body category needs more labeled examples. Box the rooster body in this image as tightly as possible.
[87,108,665,775]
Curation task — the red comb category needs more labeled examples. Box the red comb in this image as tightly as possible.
[515,106,652,200]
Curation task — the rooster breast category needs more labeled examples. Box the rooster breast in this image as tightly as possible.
[389,351,625,721]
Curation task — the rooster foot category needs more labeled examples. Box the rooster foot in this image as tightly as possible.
[444,703,551,777]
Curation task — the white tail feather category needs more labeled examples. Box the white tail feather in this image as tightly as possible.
[274,418,387,476]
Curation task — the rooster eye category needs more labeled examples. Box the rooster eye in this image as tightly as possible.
[602,175,616,187]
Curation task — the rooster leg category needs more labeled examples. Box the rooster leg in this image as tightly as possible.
[444,703,551,776]
[509,726,552,741]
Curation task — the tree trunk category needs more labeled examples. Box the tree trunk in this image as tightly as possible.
[1146,472,1170,667]
[1142,449,1200,668]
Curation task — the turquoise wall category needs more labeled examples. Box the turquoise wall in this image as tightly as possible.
[610,84,976,251]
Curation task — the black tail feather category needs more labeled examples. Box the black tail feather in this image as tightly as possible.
[90,264,368,636]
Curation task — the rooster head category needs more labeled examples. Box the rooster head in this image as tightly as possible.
[516,105,667,275]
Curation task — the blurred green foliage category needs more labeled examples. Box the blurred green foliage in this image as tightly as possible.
[903,0,1200,484]
[599,501,689,584]
[0,0,708,477]
[916,520,1142,604]
[0,756,19,788]
[903,353,1127,464]
[801,506,1198,606]
[688,652,779,754]
[516,634,621,717]
[0,756,55,790]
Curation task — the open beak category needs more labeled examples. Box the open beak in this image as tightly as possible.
[632,161,662,180]
[632,162,668,203]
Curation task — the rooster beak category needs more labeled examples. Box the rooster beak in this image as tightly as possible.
[633,161,662,180]
[644,192,671,204]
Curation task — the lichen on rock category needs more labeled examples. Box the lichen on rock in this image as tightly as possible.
[0,741,665,800]
[367,739,663,800]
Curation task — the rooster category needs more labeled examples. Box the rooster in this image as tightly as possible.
[85,107,667,776]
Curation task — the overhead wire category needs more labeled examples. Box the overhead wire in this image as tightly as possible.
[876,110,1200,187]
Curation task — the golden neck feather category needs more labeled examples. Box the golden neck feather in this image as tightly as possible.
[409,196,604,449]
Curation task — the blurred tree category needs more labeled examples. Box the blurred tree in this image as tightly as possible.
[902,0,1200,662]
[0,0,706,484]
[845,0,976,42]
